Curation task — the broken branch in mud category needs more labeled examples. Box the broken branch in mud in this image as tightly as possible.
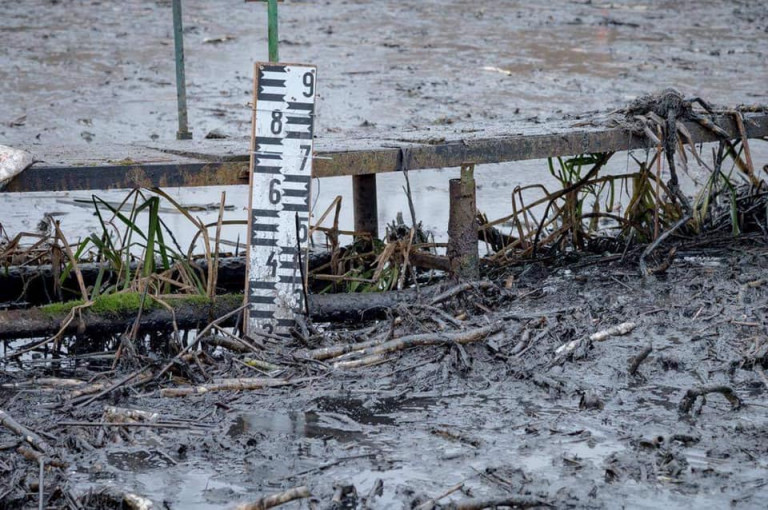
[103,406,159,423]
[329,323,502,366]
[415,481,465,510]
[72,367,152,408]
[628,344,653,376]
[639,214,692,276]
[430,281,497,306]
[555,321,637,355]
[447,495,551,509]
[0,409,54,457]
[678,385,743,414]
[15,445,66,469]
[159,377,299,397]
[589,322,637,342]
[57,421,197,430]
[1,378,86,390]
[333,354,390,370]
[81,487,155,510]
[235,486,311,510]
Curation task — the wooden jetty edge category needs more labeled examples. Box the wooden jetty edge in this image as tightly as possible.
[6,113,767,193]
[4,112,767,238]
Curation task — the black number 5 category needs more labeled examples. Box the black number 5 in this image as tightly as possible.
[302,72,314,98]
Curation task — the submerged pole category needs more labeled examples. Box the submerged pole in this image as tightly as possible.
[447,164,479,280]
[172,0,192,140]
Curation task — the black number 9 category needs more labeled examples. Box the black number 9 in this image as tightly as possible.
[302,72,314,98]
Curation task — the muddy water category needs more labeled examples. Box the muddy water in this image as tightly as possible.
[1,1,766,144]
[2,0,768,242]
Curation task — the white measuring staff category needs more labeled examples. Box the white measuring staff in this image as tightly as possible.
[246,62,316,335]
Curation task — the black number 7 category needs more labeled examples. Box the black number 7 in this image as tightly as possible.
[299,144,311,172]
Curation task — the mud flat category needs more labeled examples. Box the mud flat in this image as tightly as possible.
[2,236,768,508]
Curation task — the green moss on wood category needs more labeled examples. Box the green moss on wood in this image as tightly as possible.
[39,293,244,318]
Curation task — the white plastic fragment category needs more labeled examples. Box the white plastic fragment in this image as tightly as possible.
[0,144,33,190]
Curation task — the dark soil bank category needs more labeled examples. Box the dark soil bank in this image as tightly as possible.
[2,238,768,508]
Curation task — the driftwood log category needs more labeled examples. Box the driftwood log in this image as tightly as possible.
[0,286,448,341]
[0,278,501,341]
[0,295,245,342]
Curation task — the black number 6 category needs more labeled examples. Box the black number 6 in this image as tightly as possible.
[269,179,281,204]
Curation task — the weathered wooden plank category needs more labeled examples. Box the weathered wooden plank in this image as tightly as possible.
[4,113,766,192]
[5,162,249,192]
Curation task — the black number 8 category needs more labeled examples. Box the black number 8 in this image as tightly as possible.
[270,111,283,135]
[302,72,314,98]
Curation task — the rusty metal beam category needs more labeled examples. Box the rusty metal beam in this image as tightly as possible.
[4,113,767,193]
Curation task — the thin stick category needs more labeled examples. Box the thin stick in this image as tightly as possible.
[678,385,742,414]
[73,367,151,408]
[57,421,194,430]
[415,482,464,510]
[639,214,691,276]
[337,323,502,360]
[430,281,496,306]
[448,496,551,509]
[154,304,248,381]
[0,409,54,456]
[628,344,653,376]
[53,220,90,301]
[236,486,311,510]
[38,457,45,510]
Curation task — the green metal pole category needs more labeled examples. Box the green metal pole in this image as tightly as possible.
[172,0,192,140]
[267,0,279,62]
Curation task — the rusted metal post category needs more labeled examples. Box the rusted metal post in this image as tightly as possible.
[172,0,192,140]
[447,164,478,280]
[352,174,379,240]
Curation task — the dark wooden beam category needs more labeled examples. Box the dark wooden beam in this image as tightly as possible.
[4,113,766,193]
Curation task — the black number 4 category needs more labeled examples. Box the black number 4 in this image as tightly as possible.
[266,251,277,277]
